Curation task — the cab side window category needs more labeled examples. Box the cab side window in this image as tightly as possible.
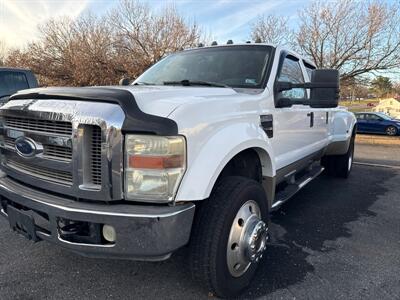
[278,56,306,100]
[366,114,381,121]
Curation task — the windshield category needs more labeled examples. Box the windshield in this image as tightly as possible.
[135,46,272,89]
[0,71,30,97]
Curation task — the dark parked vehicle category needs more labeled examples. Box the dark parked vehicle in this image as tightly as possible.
[0,68,38,104]
[355,112,400,136]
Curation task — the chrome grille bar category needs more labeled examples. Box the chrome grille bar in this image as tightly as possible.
[0,99,125,201]
[4,137,72,161]
[6,159,73,186]
[5,116,72,135]
[91,126,102,186]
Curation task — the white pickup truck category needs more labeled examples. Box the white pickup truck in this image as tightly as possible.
[0,44,356,298]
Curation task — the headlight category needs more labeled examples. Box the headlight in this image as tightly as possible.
[124,134,186,202]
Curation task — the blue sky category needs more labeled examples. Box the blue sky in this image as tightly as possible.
[0,0,309,47]
[86,0,308,43]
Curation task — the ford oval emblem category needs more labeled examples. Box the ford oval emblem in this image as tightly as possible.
[15,137,37,158]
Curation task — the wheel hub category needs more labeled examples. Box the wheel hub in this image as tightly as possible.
[244,217,268,263]
[226,200,268,277]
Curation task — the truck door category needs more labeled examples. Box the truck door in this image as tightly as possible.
[271,53,325,171]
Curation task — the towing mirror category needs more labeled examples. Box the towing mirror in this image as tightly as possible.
[275,69,340,108]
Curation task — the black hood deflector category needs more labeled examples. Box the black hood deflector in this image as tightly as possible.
[9,87,178,135]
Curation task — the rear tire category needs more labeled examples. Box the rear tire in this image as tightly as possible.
[322,134,355,178]
[189,176,269,298]
[386,126,397,136]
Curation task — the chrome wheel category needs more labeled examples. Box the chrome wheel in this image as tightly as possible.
[226,200,268,277]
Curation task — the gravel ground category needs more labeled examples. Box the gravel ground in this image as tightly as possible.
[0,144,399,299]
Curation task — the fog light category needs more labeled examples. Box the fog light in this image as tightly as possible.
[102,225,116,243]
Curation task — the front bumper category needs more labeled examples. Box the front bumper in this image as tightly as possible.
[0,176,195,261]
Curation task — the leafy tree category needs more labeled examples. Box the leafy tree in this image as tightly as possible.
[370,76,393,98]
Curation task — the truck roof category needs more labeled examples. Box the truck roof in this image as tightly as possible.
[0,67,33,73]
[183,43,316,69]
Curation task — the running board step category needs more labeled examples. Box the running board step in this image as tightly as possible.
[271,165,324,210]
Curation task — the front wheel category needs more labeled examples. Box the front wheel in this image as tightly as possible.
[189,176,269,298]
[386,126,397,136]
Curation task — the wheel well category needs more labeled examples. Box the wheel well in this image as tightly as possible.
[352,124,357,137]
[216,148,264,184]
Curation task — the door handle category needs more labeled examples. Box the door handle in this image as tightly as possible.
[307,112,314,127]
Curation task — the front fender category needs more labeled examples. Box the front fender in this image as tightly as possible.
[175,121,275,201]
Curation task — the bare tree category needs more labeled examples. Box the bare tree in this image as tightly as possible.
[6,0,201,86]
[7,15,123,86]
[297,0,400,81]
[0,40,7,66]
[108,0,201,78]
[250,15,293,46]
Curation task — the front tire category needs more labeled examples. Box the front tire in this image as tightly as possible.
[386,126,397,136]
[189,176,269,298]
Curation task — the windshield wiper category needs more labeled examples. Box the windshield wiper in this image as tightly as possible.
[163,80,229,88]
[133,82,156,86]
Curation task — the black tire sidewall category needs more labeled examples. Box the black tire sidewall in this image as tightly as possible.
[211,179,269,297]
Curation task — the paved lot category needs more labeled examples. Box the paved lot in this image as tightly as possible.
[1,144,399,299]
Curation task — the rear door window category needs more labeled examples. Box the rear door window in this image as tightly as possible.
[0,71,29,96]
[356,114,365,121]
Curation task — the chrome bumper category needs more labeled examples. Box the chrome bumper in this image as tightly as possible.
[0,176,195,261]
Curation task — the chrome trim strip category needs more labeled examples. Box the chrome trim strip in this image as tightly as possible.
[57,234,116,248]
[0,176,195,219]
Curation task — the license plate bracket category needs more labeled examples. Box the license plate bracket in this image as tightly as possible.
[7,206,40,242]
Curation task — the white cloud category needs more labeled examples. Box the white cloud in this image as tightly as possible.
[0,0,91,48]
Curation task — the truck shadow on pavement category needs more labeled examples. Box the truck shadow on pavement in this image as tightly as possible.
[242,165,395,298]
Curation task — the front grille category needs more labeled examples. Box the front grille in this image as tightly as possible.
[6,159,73,186]
[44,144,72,160]
[5,116,72,135]
[91,126,102,186]
[4,137,72,161]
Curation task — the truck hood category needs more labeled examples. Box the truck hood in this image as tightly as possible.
[113,85,238,117]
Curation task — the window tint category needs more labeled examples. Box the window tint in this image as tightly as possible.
[0,71,29,96]
[303,61,316,80]
[356,114,365,120]
[278,56,305,99]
